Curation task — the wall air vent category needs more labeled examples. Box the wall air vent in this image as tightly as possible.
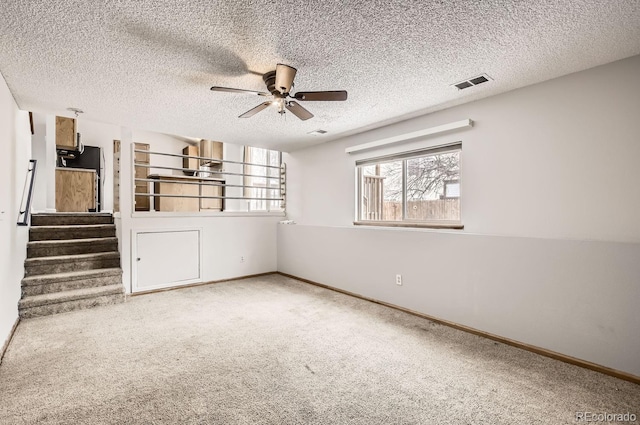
[452,74,492,90]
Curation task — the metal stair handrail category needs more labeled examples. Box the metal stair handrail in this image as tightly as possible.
[17,159,37,226]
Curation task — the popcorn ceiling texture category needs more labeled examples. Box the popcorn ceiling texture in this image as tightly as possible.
[1,1,639,151]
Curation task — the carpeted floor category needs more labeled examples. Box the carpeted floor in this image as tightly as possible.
[1,274,638,424]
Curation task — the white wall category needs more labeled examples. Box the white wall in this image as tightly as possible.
[44,115,56,212]
[278,55,640,376]
[30,113,47,212]
[285,55,640,243]
[132,129,191,177]
[0,72,32,353]
[120,215,279,292]
[76,119,122,211]
[116,132,281,293]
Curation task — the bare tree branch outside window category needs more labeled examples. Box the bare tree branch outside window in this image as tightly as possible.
[359,150,460,222]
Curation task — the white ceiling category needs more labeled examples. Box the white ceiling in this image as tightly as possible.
[1,1,639,152]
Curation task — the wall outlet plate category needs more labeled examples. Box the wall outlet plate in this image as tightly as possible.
[396,274,402,285]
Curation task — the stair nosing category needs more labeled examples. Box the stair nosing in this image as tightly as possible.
[22,267,123,285]
[19,284,124,308]
[32,213,112,216]
[19,294,125,318]
[28,237,118,246]
[30,224,116,230]
[25,251,120,265]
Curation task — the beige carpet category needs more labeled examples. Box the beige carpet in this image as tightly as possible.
[1,274,638,424]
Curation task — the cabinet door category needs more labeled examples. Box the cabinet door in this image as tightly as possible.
[200,140,223,165]
[154,181,199,212]
[135,230,200,292]
[182,146,199,174]
[200,183,223,211]
[55,169,96,212]
[135,183,150,211]
[55,117,76,149]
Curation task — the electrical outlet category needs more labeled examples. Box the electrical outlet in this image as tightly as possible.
[395,274,402,286]
[240,256,245,263]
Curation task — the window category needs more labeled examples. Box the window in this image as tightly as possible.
[243,146,283,212]
[356,143,462,228]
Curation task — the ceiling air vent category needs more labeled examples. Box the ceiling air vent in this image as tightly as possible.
[452,74,492,90]
[308,129,328,136]
[454,81,473,90]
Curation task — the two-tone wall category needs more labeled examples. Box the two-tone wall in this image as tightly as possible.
[4,54,639,377]
[0,74,32,355]
[278,55,640,376]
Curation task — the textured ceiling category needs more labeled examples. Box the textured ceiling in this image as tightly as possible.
[1,1,639,152]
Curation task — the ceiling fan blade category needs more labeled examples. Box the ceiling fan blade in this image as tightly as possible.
[285,101,314,121]
[294,90,348,101]
[211,86,270,97]
[239,101,272,118]
[275,64,297,94]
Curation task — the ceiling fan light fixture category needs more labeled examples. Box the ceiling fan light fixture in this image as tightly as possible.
[211,63,347,121]
[275,64,297,94]
[273,98,286,113]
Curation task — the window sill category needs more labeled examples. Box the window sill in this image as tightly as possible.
[353,221,464,230]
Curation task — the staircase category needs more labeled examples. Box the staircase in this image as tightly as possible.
[19,213,125,319]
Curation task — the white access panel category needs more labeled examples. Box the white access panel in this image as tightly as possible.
[133,229,201,292]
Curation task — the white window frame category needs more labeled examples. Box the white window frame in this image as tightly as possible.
[243,146,283,212]
[354,142,463,229]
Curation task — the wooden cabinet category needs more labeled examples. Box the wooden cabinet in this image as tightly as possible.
[56,116,76,149]
[149,174,224,212]
[200,182,224,211]
[197,141,223,210]
[150,175,199,212]
[182,145,199,175]
[183,142,223,174]
[55,168,96,212]
[199,140,223,165]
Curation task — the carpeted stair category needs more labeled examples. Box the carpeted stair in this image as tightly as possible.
[19,213,125,319]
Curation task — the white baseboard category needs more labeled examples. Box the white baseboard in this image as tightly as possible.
[0,317,20,365]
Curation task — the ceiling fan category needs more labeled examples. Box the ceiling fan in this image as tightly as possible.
[210,64,347,121]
